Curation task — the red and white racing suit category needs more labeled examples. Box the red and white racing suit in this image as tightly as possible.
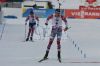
[25,15,39,38]
[45,14,68,51]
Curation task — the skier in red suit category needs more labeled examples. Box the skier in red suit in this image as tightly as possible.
[25,11,39,41]
[42,9,68,62]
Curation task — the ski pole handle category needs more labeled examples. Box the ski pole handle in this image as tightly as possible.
[64,27,71,32]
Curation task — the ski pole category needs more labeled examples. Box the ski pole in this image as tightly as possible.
[43,25,48,39]
[25,24,27,40]
[57,0,61,9]
[36,25,41,40]
[63,26,71,39]
[0,22,6,40]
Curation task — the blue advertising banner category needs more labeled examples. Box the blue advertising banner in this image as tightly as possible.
[23,8,64,18]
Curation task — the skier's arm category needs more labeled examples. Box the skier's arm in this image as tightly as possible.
[25,16,29,22]
[61,16,68,31]
[35,16,39,26]
[25,16,29,25]
[45,15,53,25]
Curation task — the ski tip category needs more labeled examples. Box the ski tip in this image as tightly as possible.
[38,59,43,63]
[38,61,41,62]
[38,58,48,63]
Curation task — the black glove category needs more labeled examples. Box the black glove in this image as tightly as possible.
[64,27,68,31]
[45,23,48,25]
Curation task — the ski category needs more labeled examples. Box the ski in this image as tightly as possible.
[38,58,62,63]
[22,40,34,42]
[26,40,34,42]
[24,37,34,42]
[38,58,48,62]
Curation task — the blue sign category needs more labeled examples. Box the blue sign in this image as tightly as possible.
[23,8,64,18]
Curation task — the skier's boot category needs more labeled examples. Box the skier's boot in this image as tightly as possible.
[58,51,61,63]
[38,51,49,62]
[30,37,33,41]
[26,37,29,41]
[43,51,49,59]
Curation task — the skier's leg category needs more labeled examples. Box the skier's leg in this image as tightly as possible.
[44,38,54,59]
[44,29,56,59]
[57,38,61,59]
[26,27,31,41]
[57,28,62,62]
[57,27,62,51]
[30,27,35,41]
[26,23,32,41]
[57,37,62,62]
[47,38,55,50]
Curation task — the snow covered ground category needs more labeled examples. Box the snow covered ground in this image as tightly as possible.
[0,18,100,66]
[0,2,100,65]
